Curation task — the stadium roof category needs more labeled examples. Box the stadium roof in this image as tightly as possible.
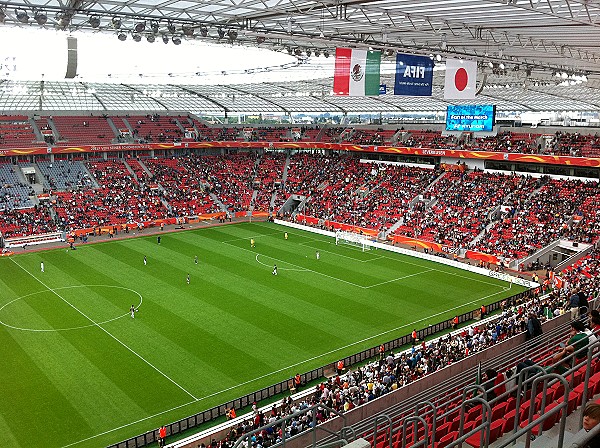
[4,77,600,115]
[1,0,600,112]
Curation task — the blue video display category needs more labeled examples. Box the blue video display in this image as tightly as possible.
[445,104,496,132]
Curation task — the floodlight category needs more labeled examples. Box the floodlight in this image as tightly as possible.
[200,26,208,37]
[150,21,159,33]
[256,36,265,44]
[294,48,302,56]
[323,50,329,58]
[172,35,181,45]
[227,30,237,41]
[314,49,320,57]
[57,14,70,28]
[0,9,5,23]
[89,16,100,28]
[15,10,29,23]
[306,49,312,57]
[167,22,176,33]
[217,28,225,39]
[117,32,127,41]
[134,22,145,33]
[112,17,121,29]
[146,34,155,43]
[162,34,169,44]
[34,12,47,25]
[182,25,194,36]
[132,33,142,42]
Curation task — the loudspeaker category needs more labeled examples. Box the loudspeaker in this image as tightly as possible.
[65,36,77,79]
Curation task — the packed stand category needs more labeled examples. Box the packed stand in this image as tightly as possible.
[474,177,600,259]
[126,158,152,184]
[559,250,600,300]
[272,152,337,213]
[395,170,529,247]
[0,205,56,238]
[53,160,166,230]
[302,156,374,225]
[251,153,287,212]
[340,164,438,231]
[203,153,256,212]
[144,156,221,217]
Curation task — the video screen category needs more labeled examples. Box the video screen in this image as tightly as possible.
[445,104,495,132]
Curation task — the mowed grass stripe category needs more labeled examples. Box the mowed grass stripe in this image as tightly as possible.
[169,230,408,332]
[5,257,198,436]
[0,222,526,448]
[76,243,279,387]
[4,328,152,446]
[0,329,92,447]
[177,224,510,336]
[80,239,339,395]
[100,233,359,368]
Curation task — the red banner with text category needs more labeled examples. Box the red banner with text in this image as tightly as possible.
[1,141,599,168]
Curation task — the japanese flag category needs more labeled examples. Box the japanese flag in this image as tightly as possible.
[444,59,477,99]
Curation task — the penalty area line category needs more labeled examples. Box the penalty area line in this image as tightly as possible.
[220,231,283,243]
[268,226,510,290]
[222,240,367,288]
[298,241,384,263]
[364,269,434,289]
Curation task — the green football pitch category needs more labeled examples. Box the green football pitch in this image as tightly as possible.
[0,221,526,447]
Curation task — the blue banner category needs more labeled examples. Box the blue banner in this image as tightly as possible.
[379,84,387,95]
[394,54,434,96]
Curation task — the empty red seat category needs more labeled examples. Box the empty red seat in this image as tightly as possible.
[502,409,517,435]
[434,421,452,442]
[465,419,505,447]
[491,402,507,422]
[437,431,458,448]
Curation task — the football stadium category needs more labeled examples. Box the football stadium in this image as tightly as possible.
[0,1,600,448]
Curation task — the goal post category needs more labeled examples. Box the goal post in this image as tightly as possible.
[335,230,373,251]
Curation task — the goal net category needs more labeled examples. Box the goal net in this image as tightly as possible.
[335,230,372,251]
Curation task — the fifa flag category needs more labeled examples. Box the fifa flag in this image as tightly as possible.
[394,54,434,96]
[333,48,381,96]
[444,58,477,99]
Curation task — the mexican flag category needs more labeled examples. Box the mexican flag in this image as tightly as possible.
[333,48,381,96]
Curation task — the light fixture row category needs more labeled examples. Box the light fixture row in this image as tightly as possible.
[286,47,330,58]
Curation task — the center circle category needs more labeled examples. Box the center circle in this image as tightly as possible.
[0,285,143,332]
